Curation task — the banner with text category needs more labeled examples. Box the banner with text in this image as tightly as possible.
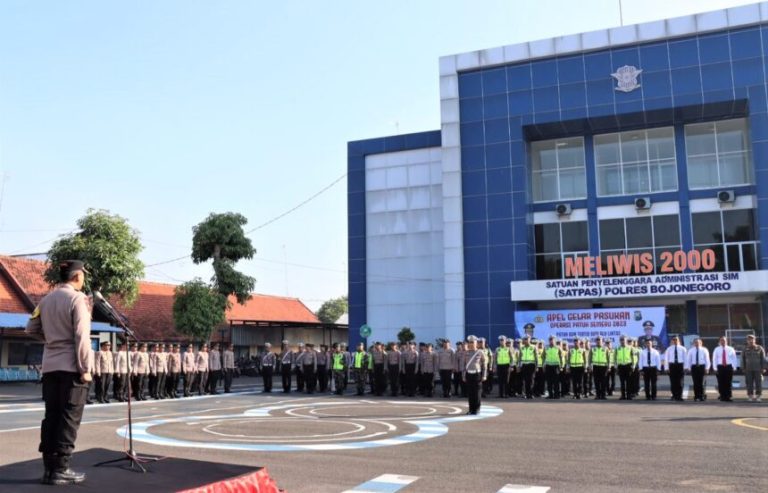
[514,307,668,349]
[510,270,768,301]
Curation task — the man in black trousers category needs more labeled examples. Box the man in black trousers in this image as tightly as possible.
[462,336,487,415]
[24,260,90,485]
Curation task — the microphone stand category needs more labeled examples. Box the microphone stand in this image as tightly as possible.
[93,298,160,473]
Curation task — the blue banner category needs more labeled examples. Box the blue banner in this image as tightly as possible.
[514,307,668,350]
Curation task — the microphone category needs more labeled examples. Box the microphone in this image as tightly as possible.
[93,290,137,340]
[92,290,116,313]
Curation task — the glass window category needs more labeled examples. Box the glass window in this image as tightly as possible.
[561,222,589,251]
[536,254,562,279]
[599,219,625,250]
[531,137,586,202]
[653,215,680,247]
[685,118,753,188]
[534,221,589,279]
[692,209,759,272]
[599,215,682,275]
[625,217,652,248]
[595,126,676,196]
[692,211,722,245]
[723,209,755,242]
[534,223,561,254]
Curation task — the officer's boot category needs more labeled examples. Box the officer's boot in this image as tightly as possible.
[46,454,86,485]
[40,453,56,484]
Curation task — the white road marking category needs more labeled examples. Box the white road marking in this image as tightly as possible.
[497,484,550,493]
[342,474,420,493]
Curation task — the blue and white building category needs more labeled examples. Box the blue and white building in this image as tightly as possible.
[348,3,768,348]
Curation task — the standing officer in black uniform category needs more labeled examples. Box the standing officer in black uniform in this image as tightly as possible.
[24,260,90,485]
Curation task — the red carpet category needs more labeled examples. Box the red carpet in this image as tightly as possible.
[179,467,280,493]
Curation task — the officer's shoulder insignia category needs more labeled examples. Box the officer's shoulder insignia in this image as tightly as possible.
[31,306,41,319]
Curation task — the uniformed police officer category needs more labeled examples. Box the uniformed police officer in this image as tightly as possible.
[518,335,537,399]
[494,336,512,398]
[261,343,276,392]
[462,335,487,415]
[543,336,563,399]
[24,260,90,485]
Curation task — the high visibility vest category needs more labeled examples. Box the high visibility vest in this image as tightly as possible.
[368,352,374,369]
[536,349,544,366]
[354,352,365,369]
[616,347,633,365]
[544,347,561,366]
[496,347,511,365]
[332,353,344,370]
[569,348,585,367]
[520,346,536,363]
[591,347,607,366]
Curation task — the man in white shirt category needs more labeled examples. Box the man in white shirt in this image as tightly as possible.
[639,339,661,400]
[711,336,738,402]
[664,336,686,401]
[685,338,711,402]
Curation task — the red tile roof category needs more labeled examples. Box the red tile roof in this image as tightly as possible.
[0,255,319,341]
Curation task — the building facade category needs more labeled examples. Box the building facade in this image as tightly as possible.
[348,3,768,349]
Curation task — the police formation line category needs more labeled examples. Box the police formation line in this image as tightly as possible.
[255,334,765,410]
[85,333,766,408]
[86,342,237,403]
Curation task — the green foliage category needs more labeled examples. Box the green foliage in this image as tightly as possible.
[173,279,228,341]
[45,209,144,306]
[191,212,256,304]
[397,327,415,345]
[317,295,348,324]
[212,258,255,305]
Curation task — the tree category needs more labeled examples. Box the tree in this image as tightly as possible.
[317,295,348,324]
[45,209,144,306]
[172,279,228,341]
[191,212,256,304]
[397,327,415,345]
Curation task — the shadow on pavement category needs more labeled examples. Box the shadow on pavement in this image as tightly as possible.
[0,448,260,492]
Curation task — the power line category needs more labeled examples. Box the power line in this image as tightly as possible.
[139,172,347,268]
[245,172,346,234]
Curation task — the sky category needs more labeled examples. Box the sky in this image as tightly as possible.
[0,0,757,311]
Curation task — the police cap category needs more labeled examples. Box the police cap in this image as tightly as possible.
[59,260,88,281]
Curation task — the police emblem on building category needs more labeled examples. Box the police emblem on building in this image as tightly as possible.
[611,65,642,92]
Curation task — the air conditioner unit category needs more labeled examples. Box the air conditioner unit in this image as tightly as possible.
[634,197,651,210]
[717,190,735,204]
[555,203,572,216]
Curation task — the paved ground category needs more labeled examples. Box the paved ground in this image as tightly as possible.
[0,376,766,493]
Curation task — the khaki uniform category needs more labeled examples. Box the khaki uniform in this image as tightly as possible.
[208,349,221,394]
[386,349,401,396]
[94,349,114,402]
[223,349,235,393]
[195,351,209,395]
[167,351,182,398]
[24,283,92,458]
[182,350,196,397]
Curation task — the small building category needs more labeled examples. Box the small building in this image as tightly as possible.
[0,255,347,369]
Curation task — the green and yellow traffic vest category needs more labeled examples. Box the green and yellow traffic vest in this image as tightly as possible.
[354,351,365,369]
[544,346,562,366]
[496,347,511,365]
[368,352,374,370]
[332,353,344,370]
[520,346,536,364]
[591,347,607,366]
[536,349,544,366]
[616,346,634,365]
[569,348,585,367]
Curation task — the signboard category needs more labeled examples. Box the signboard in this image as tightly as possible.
[510,270,768,301]
[359,324,372,339]
[515,307,668,349]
